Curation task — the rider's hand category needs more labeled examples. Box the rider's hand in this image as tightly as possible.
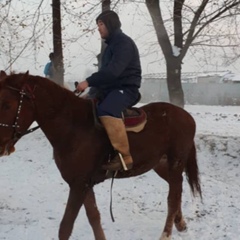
[77,80,89,92]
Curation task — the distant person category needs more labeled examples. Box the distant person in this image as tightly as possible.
[44,52,55,80]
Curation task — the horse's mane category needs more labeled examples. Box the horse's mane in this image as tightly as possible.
[2,72,77,101]
[1,72,92,118]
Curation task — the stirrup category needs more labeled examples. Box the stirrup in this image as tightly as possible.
[102,153,133,171]
[105,170,118,178]
[102,158,123,171]
[118,153,130,171]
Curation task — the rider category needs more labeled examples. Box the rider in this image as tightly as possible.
[77,10,142,171]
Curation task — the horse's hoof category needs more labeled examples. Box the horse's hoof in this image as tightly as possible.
[175,220,187,232]
[160,232,171,240]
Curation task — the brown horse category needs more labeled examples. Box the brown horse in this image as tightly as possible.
[0,71,201,240]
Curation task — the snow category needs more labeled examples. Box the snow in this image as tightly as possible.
[172,46,181,57]
[0,104,240,240]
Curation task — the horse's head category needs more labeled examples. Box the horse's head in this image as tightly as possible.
[0,71,36,156]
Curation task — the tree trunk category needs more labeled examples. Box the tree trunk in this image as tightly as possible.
[97,0,111,69]
[52,0,64,86]
[102,0,111,11]
[166,58,184,108]
[145,0,184,108]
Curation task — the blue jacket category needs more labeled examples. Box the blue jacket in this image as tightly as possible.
[44,62,54,78]
[86,30,141,95]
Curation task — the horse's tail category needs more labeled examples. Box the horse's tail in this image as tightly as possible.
[185,143,202,199]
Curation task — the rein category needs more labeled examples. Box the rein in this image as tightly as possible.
[74,81,84,97]
[0,84,40,142]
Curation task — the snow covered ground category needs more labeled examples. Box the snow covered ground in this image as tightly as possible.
[0,104,240,240]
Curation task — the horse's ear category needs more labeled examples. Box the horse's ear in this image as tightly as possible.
[0,70,7,80]
[21,70,29,82]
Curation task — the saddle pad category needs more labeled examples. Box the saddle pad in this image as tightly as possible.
[123,108,147,132]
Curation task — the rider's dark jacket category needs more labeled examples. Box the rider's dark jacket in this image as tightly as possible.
[86,29,141,96]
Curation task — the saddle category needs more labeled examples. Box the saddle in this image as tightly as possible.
[73,81,147,132]
[122,107,147,132]
[91,100,147,133]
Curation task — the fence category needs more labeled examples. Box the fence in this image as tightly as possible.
[140,81,240,105]
[66,80,240,105]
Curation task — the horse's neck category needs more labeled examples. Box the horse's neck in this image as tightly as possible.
[33,82,94,148]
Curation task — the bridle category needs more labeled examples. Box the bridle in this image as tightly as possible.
[0,84,40,143]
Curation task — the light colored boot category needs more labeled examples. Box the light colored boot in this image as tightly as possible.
[99,116,133,171]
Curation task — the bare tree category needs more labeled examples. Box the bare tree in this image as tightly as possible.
[52,0,64,85]
[97,0,111,68]
[146,0,240,107]
[1,0,240,103]
[0,0,48,73]
[0,0,65,86]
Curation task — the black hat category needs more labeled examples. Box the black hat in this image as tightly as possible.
[96,10,121,35]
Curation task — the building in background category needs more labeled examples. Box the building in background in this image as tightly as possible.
[141,71,240,105]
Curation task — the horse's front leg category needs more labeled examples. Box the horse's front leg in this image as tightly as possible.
[58,183,88,240]
[84,188,107,240]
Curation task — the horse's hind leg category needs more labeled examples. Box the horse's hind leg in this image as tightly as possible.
[84,188,106,240]
[58,183,88,240]
[173,206,187,232]
[154,159,186,240]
